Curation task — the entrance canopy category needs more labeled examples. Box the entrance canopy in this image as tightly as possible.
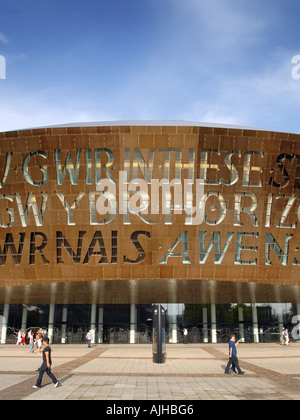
[1,279,299,305]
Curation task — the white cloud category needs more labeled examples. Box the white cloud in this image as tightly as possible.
[0,33,9,45]
[180,50,300,132]
[0,87,117,132]
[166,0,268,53]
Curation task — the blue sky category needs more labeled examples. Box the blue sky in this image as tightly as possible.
[1,0,300,133]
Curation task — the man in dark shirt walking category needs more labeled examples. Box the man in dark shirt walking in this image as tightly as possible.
[32,337,61,389]
[224,334,245,375]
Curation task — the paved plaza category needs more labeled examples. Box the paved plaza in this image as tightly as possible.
[1,343,300,400]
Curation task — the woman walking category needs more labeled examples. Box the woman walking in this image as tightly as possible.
[32,337,61,389]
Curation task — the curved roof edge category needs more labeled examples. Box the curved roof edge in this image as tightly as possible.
[3,120,296,135]
[2,120,271,133]
[42,120,262,131]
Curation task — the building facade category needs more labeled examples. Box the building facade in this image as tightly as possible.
[1,121,300,344]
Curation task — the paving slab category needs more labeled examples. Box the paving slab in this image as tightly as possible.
[0,374,34,392]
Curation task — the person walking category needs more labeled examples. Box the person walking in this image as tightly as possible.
[281,328,286,345]
[283,328,290,346]
[28,330,34,353]
[32,337,60,389]
[224,334,245,375]
[36,332,43,354]
[183,328,188,344]
[17,330,22,345]
[86,330,93,348]
[21,331,26,346]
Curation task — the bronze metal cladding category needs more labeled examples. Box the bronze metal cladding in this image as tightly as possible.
[0,123,300,304]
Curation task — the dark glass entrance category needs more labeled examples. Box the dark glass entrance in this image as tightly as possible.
[1,302,298,344]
